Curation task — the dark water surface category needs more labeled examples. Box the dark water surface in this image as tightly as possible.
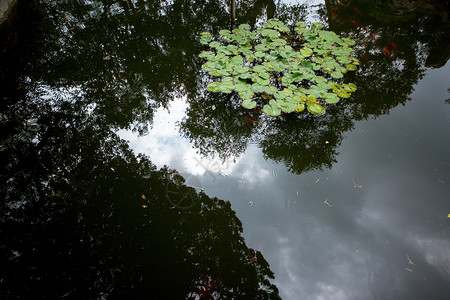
[1,1,449,299]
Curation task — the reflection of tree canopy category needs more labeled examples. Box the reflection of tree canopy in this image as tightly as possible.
[181,0,447,174]
[7,0,237,134]
[0,96,279,298]
[326,0,450,68]
[1,0,448,295]
[180,91,257,160]
[323,0,449,119]
[1,2,287,297]
[2,0,446,174]
[259,105,354,174]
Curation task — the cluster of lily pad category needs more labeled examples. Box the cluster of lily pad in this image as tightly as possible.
[199,19,358,116]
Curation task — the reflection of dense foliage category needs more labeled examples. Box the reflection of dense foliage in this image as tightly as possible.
[239,0,276,28]
[259,105,354,174]
[181,0,448,174]
[7,0,235,134]
[0,98,279,299]
[0,1,283,298]
[323,0,449,120]
[181,91,256,159]
[1,0,449,295]
[328,0,450,68]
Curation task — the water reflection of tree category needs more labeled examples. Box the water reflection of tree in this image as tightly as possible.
[181,1,447,174]
[180,91,258,160]
[0,2,286,297]
[326,0,450,68]
[323,0,449,120]
[0,97,280,299]
[11,0,236,134]
[2,0,448,296]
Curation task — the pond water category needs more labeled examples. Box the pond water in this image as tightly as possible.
[1,1,449,299]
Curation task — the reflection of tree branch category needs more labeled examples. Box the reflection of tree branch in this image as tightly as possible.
[181,91,256,160]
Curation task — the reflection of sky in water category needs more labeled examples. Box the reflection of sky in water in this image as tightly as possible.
[119,61,450,300]
[281,0,325,22]
[118,97,272,190]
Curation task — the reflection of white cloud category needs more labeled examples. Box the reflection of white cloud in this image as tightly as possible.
[119,96,228,175]
[313,283,346,300]
[233,144,271,184]
[118,96,191,169]
[281,0,325,23]
[118,97,271,187]
[408,236,450,279]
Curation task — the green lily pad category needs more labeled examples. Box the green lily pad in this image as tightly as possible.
[253,65,266,73]
[300,47,313,56]
[207,82,221,92]
[254,51,266,58]
[234,65,250,73]
[296,103,305,112]
[264,85,278,95]
[251,84,265,93]
[263,104,282,116]
[231,55,243,65]
[324,93,340,104]
[209,41,221,48]
[219,29,231,36]
[301,61,313,69]
[258,72,270,80]
[227,45,239,54]
[307,103,325,115]
[239,24,251,31]
[257,77,271,85]
[239,89,255,100]
[274,91,287,100]
[260,29,279,39]
[337,56,352,64]
[342,37,356,46]
[331,71,343,79]
[280,102,296,113]
[199,51,215,59]
[345,64,358,71]
[296,22,307,28]
[255,44,267,51]
[238,73,252,80]
[235,84,250,92]
[347,83,357,91]
[218,86,232,93]
[242,99,257,109]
